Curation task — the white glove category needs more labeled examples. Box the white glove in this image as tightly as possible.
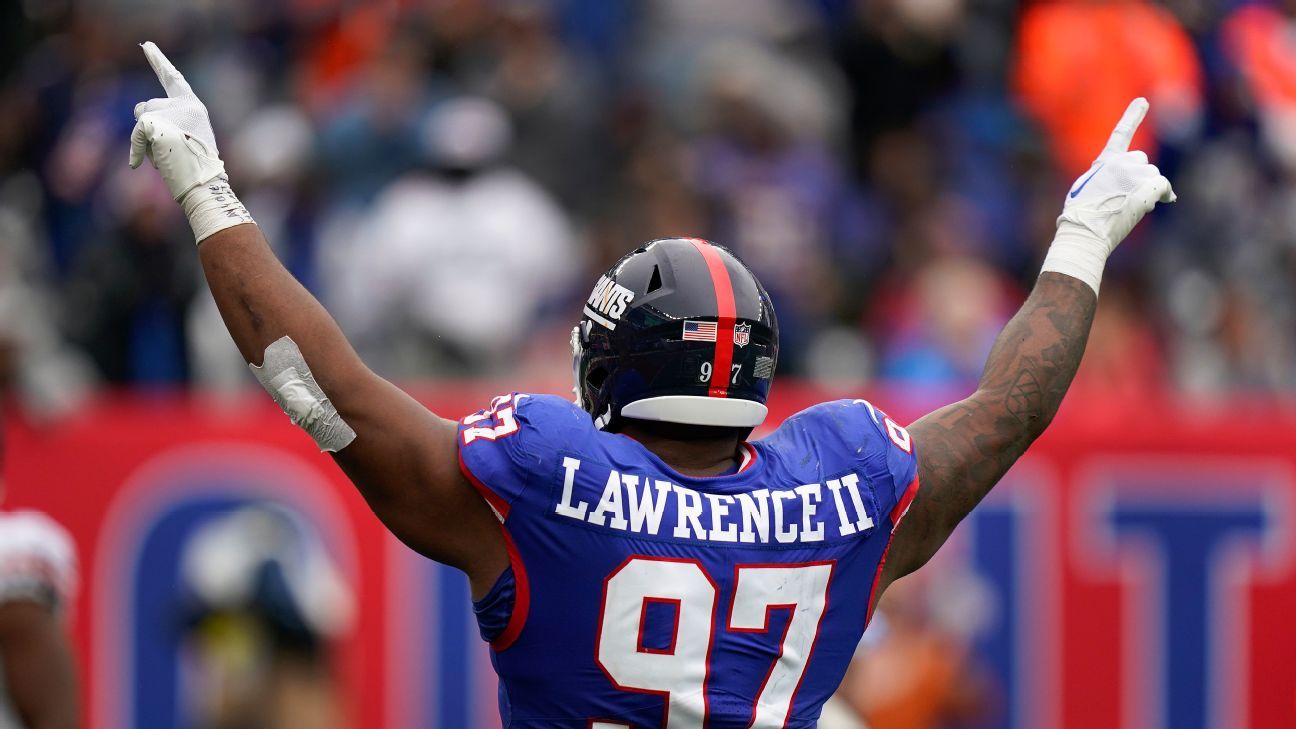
[1041,97,1176,295]
[129,42,253,243]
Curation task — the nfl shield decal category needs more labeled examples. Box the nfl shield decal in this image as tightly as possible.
[733,323,751,347]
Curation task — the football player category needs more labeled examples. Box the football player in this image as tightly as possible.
[129,42,1173,727]
[0,506,79,729]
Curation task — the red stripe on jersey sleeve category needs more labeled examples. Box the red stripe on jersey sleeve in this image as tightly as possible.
[491,528,530,651]
[456,449,531,651]
[890,473,921,524]
[457,447,511,521]
[865,474,922,628]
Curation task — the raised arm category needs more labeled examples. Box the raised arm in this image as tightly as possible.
[128,43,506,594]
[877,99,1176,588]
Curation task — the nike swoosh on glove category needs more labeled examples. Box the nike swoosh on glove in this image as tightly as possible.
[1058,97,1176,248]
[1042,97,1177,295]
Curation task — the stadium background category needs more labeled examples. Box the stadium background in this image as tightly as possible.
[2,0,1295,727]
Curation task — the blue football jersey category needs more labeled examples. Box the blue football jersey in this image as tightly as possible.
[457,393,919,728]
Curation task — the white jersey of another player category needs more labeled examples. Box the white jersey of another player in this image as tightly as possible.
[0,511,77,729]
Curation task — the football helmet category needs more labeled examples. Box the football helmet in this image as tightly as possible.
[572,238,778,430]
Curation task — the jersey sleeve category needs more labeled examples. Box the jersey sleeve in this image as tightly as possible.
[0,511,78,611]
[801,399,919,527]
[858,399,919,522]
[456,393,593,520]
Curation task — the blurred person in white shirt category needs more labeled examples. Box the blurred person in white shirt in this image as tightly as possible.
[0,178,96,420]
[326,96,583,377]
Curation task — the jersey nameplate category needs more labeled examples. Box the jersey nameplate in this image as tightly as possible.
[553,457,878,545]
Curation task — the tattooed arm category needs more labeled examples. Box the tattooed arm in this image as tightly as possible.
[872,99,1176,596]
[879,273,1094,584]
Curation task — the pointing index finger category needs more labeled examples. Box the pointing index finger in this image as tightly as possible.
[141,41,192,98]
[1104,97,1149,154]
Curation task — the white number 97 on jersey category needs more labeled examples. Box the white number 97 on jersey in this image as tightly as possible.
[594,556,833,728]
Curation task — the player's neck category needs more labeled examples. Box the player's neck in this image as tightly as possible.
[618,421,744,477]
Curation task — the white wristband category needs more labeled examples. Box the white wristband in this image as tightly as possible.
[180,177,255,244]
[1040,221,1110,296]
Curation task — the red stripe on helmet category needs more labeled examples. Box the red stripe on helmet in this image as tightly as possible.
[689,240,736,398]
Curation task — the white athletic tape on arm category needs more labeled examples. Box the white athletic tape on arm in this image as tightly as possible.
[250,336,357,452]
[1040,221,1108,296]
[181,177,254,244]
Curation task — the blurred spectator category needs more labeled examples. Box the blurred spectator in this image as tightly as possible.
[688,39,858,371]
[178,503,353,729]
[1223,2,1296,170]
[463,0,611,217]
[874,255,1015,390]
[1075,284,1169,399]
[836,573,997,729]
[1151,132,1296,393]
[326,97,581,377]
[835,0,962,160]
[588,117,707,269]
[0,175,95,418]
[316,33,431,206]
[63,168,197,384]
[0,0,1288,402]
[1015,0,1204,176]
[0,507,79,729]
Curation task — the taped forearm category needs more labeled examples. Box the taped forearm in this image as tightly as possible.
[251,336,357,452]
[1040,221,1111,296]
[181,177,254,244]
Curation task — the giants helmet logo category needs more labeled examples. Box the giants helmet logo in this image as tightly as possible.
[583,275,636,330]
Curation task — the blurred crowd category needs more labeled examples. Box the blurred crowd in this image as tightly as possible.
[2,0,1296,419]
